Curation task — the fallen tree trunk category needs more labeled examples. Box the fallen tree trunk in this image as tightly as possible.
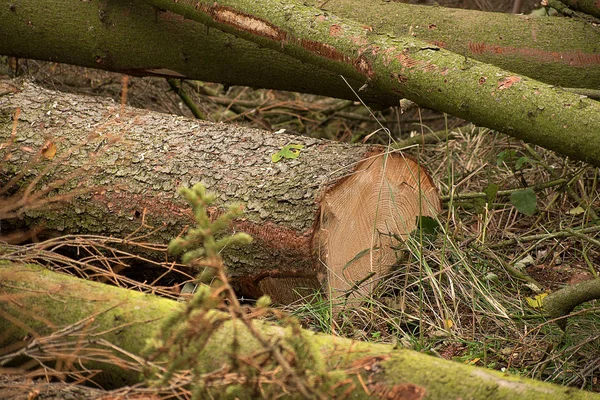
[0,80,440,303]
[1,262,597,399]
[3,2,600,165]
[140,0,600,167]
[1,0,598,109]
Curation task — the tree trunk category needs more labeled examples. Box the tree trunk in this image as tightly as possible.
[3,1,600,165]
[0,80,440,303]
[140,0,600,167]
[1,0,598,108]
[1,262,597,400]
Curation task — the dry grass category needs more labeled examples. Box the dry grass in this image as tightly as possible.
[2,60,599,395]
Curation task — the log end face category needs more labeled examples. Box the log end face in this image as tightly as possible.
[315,152,440,300]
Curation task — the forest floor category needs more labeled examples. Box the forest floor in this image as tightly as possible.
[1,41,598,398]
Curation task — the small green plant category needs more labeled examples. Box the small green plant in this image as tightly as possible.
[145,183,347,399]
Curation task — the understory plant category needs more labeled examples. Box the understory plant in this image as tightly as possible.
[144,183,344,399]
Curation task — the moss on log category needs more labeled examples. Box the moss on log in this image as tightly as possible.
[1,262,597,399]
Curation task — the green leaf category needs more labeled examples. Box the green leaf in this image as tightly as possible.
[415,215,440,236]
[510,188,537,216]
[515,156,530,170]
[496,150,517,166]
[483,183,499,204]
[271,152,282,162]
[568,206,585,215]
[271,144,305,163]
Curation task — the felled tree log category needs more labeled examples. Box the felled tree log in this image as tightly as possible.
[1,262,597,400]
[1,0,598,109]
[0,80,440,303]
[141,0,600,167]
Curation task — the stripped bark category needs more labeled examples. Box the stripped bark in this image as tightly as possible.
[1,262,598,400]
[0,80,439,303]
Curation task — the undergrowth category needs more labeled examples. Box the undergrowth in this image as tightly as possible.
[3,61,599,393]
[144,183,350,399]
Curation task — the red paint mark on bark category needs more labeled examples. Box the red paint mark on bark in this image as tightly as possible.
[497,76,521,90]
[468,42,600,66]
[329,24,343,37]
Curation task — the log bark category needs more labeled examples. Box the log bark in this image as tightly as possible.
[544,278,600,330]
[305,0,600,89]
[0,80,440,303]
[1,0,598,107]
[3,1,600,165]
[139,0,600,167]
[1,262,598,399]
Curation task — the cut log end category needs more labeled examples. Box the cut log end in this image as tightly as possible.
[314,151,441,300]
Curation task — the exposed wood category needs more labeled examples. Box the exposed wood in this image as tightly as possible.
[1,262,597,400]
[317,154,440,299]
[0,80,439,303]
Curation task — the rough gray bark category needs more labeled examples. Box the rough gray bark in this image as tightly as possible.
[0,80,439,303]
[1,262,598,400]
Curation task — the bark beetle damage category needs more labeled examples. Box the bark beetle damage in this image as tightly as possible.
[197,3,286,42]
[497,76,521,90]
[468,42,600,66]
